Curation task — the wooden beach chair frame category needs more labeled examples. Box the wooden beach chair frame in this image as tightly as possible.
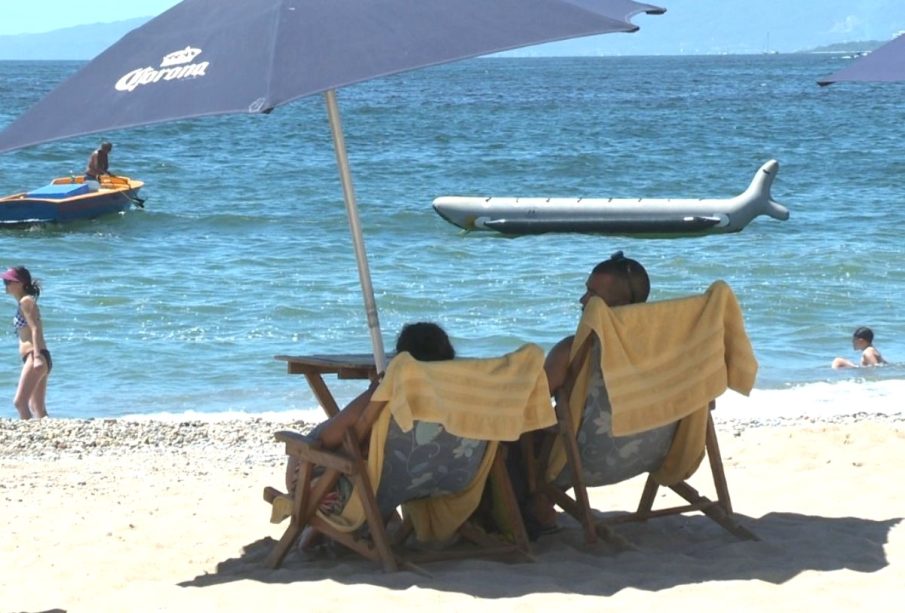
[526,334,758,546]
[264,399,532,572]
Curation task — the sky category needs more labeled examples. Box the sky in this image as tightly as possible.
[1,0,905,56]
[0,0,180,35]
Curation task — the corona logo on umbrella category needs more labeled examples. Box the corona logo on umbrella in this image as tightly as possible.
[115,46,209,93]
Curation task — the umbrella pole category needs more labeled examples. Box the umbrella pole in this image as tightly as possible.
[324,89,387,373]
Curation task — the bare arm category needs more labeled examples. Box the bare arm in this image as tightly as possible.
[831,356,857,369]
[87,152,99,175]
[544,335,574,397]
[316,380,379,448]
[861,347,885,366]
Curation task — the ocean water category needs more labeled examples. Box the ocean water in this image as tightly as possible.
[0,54,902,423]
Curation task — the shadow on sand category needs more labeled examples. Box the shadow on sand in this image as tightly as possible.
[180,511,901,597]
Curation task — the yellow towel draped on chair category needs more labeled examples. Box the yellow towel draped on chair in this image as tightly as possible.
[547,280,758,485]
[322,343,555,542]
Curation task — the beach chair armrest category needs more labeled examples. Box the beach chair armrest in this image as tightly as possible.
[274,429,318,448]
[274,430,357,474]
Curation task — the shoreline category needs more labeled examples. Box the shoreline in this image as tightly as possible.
[15,375,905,423]
[2,410,904,459]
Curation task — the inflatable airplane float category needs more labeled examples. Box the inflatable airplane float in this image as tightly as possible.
[432,160,790,236]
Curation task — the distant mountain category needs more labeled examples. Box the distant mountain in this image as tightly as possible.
[804,40,888,53]
[0,18,149,60]
[521,0,905,56]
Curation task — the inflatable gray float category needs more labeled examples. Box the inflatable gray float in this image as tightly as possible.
[432,160,790,236]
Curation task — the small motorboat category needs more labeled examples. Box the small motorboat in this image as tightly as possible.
[0,174,145,226]
[433,160,790,237]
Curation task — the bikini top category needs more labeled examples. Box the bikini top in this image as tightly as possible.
[13,307,27,331]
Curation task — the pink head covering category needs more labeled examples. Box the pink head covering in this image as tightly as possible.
[2,268,22,283]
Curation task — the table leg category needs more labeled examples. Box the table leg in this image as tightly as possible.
[304,372,341,418]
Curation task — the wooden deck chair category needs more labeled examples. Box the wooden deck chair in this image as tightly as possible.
[527,281,759,546]
[265,344,555,572]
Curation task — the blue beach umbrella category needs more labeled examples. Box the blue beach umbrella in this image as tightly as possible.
[818,34,905,85]
[0,0,664,371]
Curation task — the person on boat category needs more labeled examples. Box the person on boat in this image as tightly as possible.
[832,326,887,369]
[85,142,113,181]
[284,321,456,491]
[3,266,51,419]
[514,251,651,538]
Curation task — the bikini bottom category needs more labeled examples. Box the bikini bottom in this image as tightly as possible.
[22,349,52,373]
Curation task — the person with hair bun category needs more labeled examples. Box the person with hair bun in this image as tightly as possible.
[544,251,650,396]
[518,251,650,538]
[3,266,51,419]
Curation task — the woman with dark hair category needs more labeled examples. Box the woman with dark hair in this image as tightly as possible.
[314,321,455,449]
[284,322,455,491]
[3,266,51,419]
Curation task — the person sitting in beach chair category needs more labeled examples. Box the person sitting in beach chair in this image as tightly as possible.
[284,321,455,493]
[524,280,760,545]
[264,340,555,571]
[515,251,650,535]
[832,326,887,369]
[544,251,651,399]
[309,322,455,449]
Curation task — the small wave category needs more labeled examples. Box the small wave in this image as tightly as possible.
[716,378,905,422]
[119,407,325,424]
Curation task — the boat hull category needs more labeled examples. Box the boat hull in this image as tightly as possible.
[0,175,143,225]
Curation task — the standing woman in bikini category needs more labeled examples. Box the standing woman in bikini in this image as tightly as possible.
[3,266,51,419]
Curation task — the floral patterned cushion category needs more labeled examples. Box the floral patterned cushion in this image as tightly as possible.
[374,420,487,516]
[323,419,488,518]
[554,343,677,488]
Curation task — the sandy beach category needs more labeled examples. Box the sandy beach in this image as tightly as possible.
[2,414,903,612]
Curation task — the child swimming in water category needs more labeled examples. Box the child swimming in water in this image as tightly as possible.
[831,326,887,369]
